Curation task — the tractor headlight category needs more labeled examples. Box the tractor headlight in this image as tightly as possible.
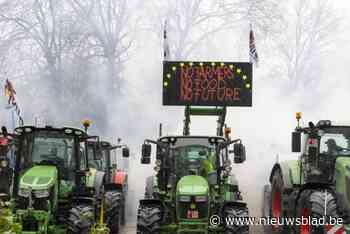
[0,159,8,168]
[179,195,191,202]
[34,189,50,198]
[18,187,31,198]
[195,195,207,202]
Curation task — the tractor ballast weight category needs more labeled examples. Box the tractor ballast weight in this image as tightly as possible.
[264,114,350,233]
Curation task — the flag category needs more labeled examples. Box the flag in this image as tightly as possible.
[4,79,23,126]
[249,25,259,66]
[163,20,171,60]
[4,79,16,105]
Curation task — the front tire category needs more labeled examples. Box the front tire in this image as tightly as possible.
[105,191,122,234]
[136,204,161,234]
[223,205,249,234]
[66,205,94,234]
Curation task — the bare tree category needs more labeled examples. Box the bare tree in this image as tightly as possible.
[145,0,283,60]
[68,0,133,95]
[277,0,339,90]
[0,0,83,98]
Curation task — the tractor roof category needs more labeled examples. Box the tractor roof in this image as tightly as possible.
[159,135,227,146]
[15,125,87,137]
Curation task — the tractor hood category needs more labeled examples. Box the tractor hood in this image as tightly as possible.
[176,175,209,196]
[20,165,57,190]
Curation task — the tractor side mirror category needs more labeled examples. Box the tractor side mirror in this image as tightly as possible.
[207,171,217,186]
[141,144,151,164]
[122,147,130,158]
[292,132,301,152]
[233,143,246,163]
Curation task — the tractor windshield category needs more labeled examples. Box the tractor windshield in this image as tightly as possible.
[169,137,220,178]
[174,145,215,178]
[319,127,350,156]
[86,145,104,170]
[19,131,79,179]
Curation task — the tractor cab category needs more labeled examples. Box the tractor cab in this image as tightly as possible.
[292,119,350,184]
[13,126,90,218]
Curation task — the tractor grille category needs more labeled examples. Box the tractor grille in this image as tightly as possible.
[178,201,208,219]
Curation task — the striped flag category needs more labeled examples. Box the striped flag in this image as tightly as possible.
[4,79,23,126]
[163,20,171,60]
[4,79,16,105]
[249,24,259,66]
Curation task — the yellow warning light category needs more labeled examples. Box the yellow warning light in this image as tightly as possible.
[82,119,92,128]
[296,112,302,121]
[224,127,231,139]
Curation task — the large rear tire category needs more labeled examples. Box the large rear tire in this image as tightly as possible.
[66,205,94,234]
[136,204,161,234]
[105,191,122,234]
[262,184,272,233]
[296,190,342,234]
[223,205,249,234]
[270,169,289,233]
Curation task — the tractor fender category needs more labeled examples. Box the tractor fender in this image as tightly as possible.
[93,170,105,196]
[222,201,247,210]
[227,174,239,186]
[139,199,162,207]
[269,160,300,190]
[113,170,127,187]
[224,174,241,201]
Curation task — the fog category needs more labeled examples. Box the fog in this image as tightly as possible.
[1,0,350,231]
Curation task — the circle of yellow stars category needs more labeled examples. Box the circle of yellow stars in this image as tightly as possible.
[164,62,251,90]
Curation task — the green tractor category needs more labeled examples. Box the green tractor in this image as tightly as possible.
[264,113,350,233]
[137,106,249,234]
[86,138,130,233]
[6,125,107,234]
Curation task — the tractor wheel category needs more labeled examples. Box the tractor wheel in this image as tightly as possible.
[223,205,249,234]
[120,193,126,226]
[136,204,161,234]
[105,191,122,234]
[66,205,94,234]
[270,169,289,233]
[296,190,341,234]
